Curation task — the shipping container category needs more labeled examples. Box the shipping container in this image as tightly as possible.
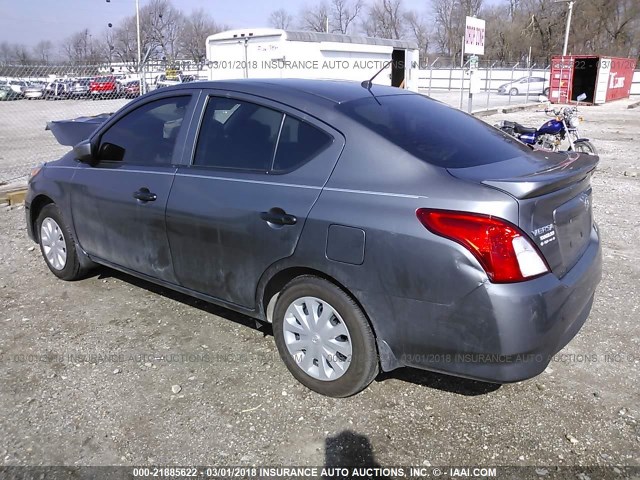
[549,55,637,104]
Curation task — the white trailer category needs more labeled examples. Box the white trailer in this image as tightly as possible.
[205,28,420,91]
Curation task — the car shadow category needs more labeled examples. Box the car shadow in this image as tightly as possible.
[377,368,501,396]
[93,267,500,396]
[324,430,390,479]
[94,267,268,334]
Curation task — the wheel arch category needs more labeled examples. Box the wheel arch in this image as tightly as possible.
[257,263,407,370]
[259,266,366,322]
[29,194,55,241]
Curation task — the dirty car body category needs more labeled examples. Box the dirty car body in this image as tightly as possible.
[26,79,602,397]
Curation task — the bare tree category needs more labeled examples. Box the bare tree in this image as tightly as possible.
[269,8,294,29]
[109,16,140,67]
[331,0,364,34]
[182,9,228,63]
[301,3,330,32]
[142,0,184,63]
[33,40,53,64]
[363,0,405,39]
[404,10,429,60]
[0,42,32,65]
[432,0,482,61]
[62,29,104,65]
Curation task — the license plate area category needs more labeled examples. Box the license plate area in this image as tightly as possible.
[553,188,592,275]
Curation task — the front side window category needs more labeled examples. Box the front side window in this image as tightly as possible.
[194,97,283,172]
[97,95,190,166]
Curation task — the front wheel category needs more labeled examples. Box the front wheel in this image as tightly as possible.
[272,276,379,397]
[509,87,519,96]
[36,204,88,280]
[573,140,597,155]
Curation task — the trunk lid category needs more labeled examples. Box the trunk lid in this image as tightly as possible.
[46,113,112,146]
[448,150,598,278]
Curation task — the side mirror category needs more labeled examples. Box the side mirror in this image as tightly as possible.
[73,139,97,165]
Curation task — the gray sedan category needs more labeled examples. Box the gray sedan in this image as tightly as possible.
[26,79,601,397]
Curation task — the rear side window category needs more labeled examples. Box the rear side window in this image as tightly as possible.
[194,96,331,173]
[194,97,282,171]
[338,94,531,168]
[273,116,332,172]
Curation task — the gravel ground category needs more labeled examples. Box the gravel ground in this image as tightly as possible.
[0,98,638,471]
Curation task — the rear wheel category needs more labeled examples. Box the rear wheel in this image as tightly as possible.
[36,204,88,280]
[543,87,550,96]
[272,276,379,397]
[573,140,597,155]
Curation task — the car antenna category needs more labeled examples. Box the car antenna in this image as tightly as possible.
[361,60,392,105]
[361,60,392,90]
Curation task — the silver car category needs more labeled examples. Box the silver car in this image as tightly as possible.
[498,76,550,96]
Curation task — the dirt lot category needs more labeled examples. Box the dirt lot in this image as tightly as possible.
[0,98,639,471]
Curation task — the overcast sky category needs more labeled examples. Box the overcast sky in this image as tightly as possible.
[1,0,432,47]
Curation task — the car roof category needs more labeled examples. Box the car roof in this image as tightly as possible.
[166,78,415,105]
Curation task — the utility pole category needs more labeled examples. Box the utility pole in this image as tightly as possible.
[557,0,575,56]
[136,0,143,93]
[107,0,144,92]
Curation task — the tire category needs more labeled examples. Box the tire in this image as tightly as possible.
[573,140,597,155]
[509,87,519,96]
[272,276,379,397]
[543,87,550,96]
[36,204,88,281]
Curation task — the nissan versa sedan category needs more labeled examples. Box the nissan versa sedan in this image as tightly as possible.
[26,79,602,397]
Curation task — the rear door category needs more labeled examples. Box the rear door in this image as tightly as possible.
[166,91,344,308]
[70,93,197,282]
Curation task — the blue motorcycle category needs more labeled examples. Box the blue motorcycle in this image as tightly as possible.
[496,104,597,155]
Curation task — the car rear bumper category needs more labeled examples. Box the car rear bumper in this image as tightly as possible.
[379,225,602,383]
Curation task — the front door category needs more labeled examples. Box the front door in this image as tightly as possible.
[166,92,344,308]
[71,94,196,282]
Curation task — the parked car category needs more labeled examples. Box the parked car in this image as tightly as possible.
[90,75,120,98]
[44,81,71,100]
[123,80,141,98]
[2,79,28,96]
[27,79,602,397]
[23,82,45,99]
[151,74,196,90]
[498,76,549,96]
[69,78,91,97]
[0,84,20,101]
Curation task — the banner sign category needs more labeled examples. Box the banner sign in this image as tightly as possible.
[465,16,486,56]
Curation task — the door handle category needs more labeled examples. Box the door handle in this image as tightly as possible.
[260,208,297,226]
[133,188,157,202]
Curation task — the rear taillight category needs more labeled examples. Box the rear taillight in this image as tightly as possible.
[416,209,549,283]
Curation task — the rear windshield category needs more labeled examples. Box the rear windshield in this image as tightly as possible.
[337,94,531,168]
[95,77,114,82]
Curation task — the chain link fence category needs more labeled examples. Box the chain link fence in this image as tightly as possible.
[1,60,639,185]
[0,61,206,185]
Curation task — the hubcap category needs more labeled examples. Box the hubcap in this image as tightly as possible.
[40,217,67,270]
[283,296,352,381]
